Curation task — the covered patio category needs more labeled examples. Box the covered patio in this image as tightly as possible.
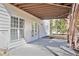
[8,3,78,56]
[11,3,79,50]
[0,3,79,56]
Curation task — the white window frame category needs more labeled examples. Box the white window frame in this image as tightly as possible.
[10,15,24,42]
[19,18,24,39]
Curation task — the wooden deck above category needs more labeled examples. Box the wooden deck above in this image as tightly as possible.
[11,3,72,19]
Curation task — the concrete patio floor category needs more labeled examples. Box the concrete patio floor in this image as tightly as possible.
[8,37,76,56]
[29,37,68,47]
[8,44,54,56]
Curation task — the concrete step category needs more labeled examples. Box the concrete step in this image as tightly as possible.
[45,46,75,56]
[60,46,76,55]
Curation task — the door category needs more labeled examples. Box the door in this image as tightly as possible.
[32,21,39,40]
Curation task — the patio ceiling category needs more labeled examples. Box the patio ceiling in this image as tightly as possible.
[11,3,72,19]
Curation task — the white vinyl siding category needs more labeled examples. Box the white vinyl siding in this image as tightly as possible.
[0,4,10,30]
[0,4,10,49]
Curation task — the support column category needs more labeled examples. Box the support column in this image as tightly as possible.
[68,3,79,48]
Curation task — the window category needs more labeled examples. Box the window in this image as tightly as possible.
[19,18,24,28]
[32,21,38,37]
[19,18,24,38]
[11,16,24,42]
[11,16,18,28]
[11,29,18,40]
[20,29,24,38]
[11,16,18,41]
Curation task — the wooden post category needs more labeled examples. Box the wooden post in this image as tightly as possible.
[67,14,71,43]
[68,3,79,48]
[68,14,73,47]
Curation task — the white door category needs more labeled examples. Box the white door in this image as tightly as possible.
[32,21,39,40]
[35,23,39,39]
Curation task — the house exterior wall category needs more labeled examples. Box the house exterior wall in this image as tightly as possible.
[0,4,10,49]
[42,20,50,36]
[2,4,46,49]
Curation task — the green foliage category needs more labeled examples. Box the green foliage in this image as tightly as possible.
[59,19,67,33]
[51,19,67,34]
